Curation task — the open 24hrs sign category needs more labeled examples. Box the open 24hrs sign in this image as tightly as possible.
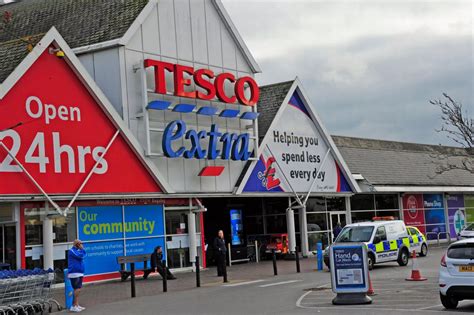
[0,46,161,195]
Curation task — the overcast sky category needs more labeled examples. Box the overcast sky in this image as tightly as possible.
[222,0,473,146]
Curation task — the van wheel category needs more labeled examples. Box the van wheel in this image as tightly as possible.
[440,293,458,309]
[397,248,409,266]
[368,253,375,270]
[420,244,428,257]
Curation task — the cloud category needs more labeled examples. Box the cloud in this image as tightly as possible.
[222,0,473,146]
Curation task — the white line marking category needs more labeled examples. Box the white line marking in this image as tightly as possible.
[295,290,313,308]
[259,280,302,288]
[223,280,265,287]
[417,304,443,310]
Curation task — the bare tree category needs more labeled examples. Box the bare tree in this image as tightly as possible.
[430,93,473,174]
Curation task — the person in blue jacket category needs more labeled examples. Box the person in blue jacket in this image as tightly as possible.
[68,239,86,313]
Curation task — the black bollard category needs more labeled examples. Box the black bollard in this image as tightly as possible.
[130,263,136,298]
[223,257,228,283]
[195,256,200,288]
[162,260,167,292]
[295,246,301,273]
[272,249,278,276]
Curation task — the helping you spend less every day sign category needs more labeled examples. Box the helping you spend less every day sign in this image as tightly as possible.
[77,205,165,275]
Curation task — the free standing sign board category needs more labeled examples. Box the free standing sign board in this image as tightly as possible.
[330,243,369,294]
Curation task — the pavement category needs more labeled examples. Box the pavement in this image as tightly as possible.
[53,246,474,314]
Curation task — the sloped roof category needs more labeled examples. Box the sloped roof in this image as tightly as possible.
[0,0,148,82]
[333,135,474,187]
[257,80,294,142]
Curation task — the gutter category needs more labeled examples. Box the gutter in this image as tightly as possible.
[72,38,122,55]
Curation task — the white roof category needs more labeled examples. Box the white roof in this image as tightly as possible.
[346,220,405,228]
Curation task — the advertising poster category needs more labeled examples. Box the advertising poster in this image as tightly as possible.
[230,209,243,246]
[423,194,446,240]
[447,195,465,238]
[331,244,368,293]
[402,194,425,234]
[78,205,165,275]
[242,91,352,194]
[466,195,474,223]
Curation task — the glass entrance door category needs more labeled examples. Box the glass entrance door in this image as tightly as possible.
[330,212,346,242]
[0,224,16,269]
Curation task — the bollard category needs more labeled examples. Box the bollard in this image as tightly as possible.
[130,263,136,298]
[162,260,168,292]
[272,249,278,276]
[195,256,200,288]
[64,269,73,310]
[317,242,323,271]
[223,257,228,283]
[295,246,301,273]
[255,240,259,263]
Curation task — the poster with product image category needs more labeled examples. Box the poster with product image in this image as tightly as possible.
[447,194,465,238]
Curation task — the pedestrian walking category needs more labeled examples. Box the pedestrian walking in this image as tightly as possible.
[213,230,227,277]
[145,246,176,280]
[68,239,86,313]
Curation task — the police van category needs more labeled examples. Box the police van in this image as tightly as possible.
[324,220,425,270]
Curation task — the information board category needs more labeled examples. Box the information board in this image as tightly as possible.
[330,243,369,293]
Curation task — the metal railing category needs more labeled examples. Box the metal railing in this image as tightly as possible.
[425,232,452,246]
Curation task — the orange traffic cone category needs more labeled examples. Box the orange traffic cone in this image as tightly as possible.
[367,272,375,296]
[406,250,427,281]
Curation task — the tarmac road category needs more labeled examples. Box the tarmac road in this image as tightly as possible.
[65,246,474,315]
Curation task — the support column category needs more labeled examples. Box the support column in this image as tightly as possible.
[345,196,352,225]
[286,198,296,253]
[299,204,309,256]
[188,211,197,265]
[42,203,54,270]
[14,203,22,270]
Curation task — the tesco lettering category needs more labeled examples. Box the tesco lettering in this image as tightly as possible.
[144,59,259,106]
[0,96,108,174]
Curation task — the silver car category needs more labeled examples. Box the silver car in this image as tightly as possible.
[458,223,474,239]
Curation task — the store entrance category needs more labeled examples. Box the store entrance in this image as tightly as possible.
[329,212,346,242]
[0,224,16,269]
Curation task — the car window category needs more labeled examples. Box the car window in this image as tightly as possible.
[447,243,474,259]
[336,226,374,243]
[408,227,417,235]
[375,226,387,241]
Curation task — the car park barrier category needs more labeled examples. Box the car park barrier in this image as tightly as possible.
[437,232,451,246]
[162,260,167,292]
[406,250,427,281]
[295,246,301,273]
[0,268,61,314]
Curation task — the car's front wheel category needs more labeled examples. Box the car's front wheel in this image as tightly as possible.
[440,293,458,309]
[420,244,428,257]
[397,248,409,266]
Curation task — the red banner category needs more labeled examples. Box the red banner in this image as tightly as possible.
[0,47,161,195]
[402,194,425,234]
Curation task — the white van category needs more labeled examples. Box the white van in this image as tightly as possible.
[325,220,417,270]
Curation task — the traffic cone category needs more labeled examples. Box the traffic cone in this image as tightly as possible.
[367,272,375,296]
[406,250,427,281]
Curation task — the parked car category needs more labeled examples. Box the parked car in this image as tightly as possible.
[407,226,428,257]
[458,223,474,239]
[324,220,411,270]
[265,234,289,258]
[439,238,474,309]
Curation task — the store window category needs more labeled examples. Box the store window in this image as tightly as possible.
[166,211,188,235]
[351,195,375,211]
[375,194,398,210]
[326,197,346,211]
[306,198,325,212]
[307,213,328,231]
[351,211,374,223]
[0,203,14,222]
[265,215,286,234]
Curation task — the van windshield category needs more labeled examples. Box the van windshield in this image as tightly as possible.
[336,226,374,243]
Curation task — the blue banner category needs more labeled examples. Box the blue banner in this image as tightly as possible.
[230,209,243,246]
[77,205,165,276]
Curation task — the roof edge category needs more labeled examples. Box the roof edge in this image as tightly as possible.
[212,0,261,73]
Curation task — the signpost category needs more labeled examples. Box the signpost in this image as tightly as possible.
[330,242,371,305]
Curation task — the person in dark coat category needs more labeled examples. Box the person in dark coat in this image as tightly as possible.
[145,246,176,280]
[333,222,343,239]
[213,230,227,278]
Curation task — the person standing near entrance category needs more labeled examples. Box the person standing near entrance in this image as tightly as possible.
[68,239,86,313]
[213,230,227,279]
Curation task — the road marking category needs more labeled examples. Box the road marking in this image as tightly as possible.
[259,280,302,288]
[223,280,265,287]
[417,304,443,310]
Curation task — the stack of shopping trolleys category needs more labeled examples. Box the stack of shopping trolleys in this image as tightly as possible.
[0,268,61,314]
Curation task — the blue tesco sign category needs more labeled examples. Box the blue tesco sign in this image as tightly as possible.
[330,243,369,293]
[162,120,251,161]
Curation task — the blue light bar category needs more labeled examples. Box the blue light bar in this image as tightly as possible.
[196,107,218,116]
[173,104,196,113]
[219,109,240,118]
[240,112,260,120]
[147,100,171,110]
